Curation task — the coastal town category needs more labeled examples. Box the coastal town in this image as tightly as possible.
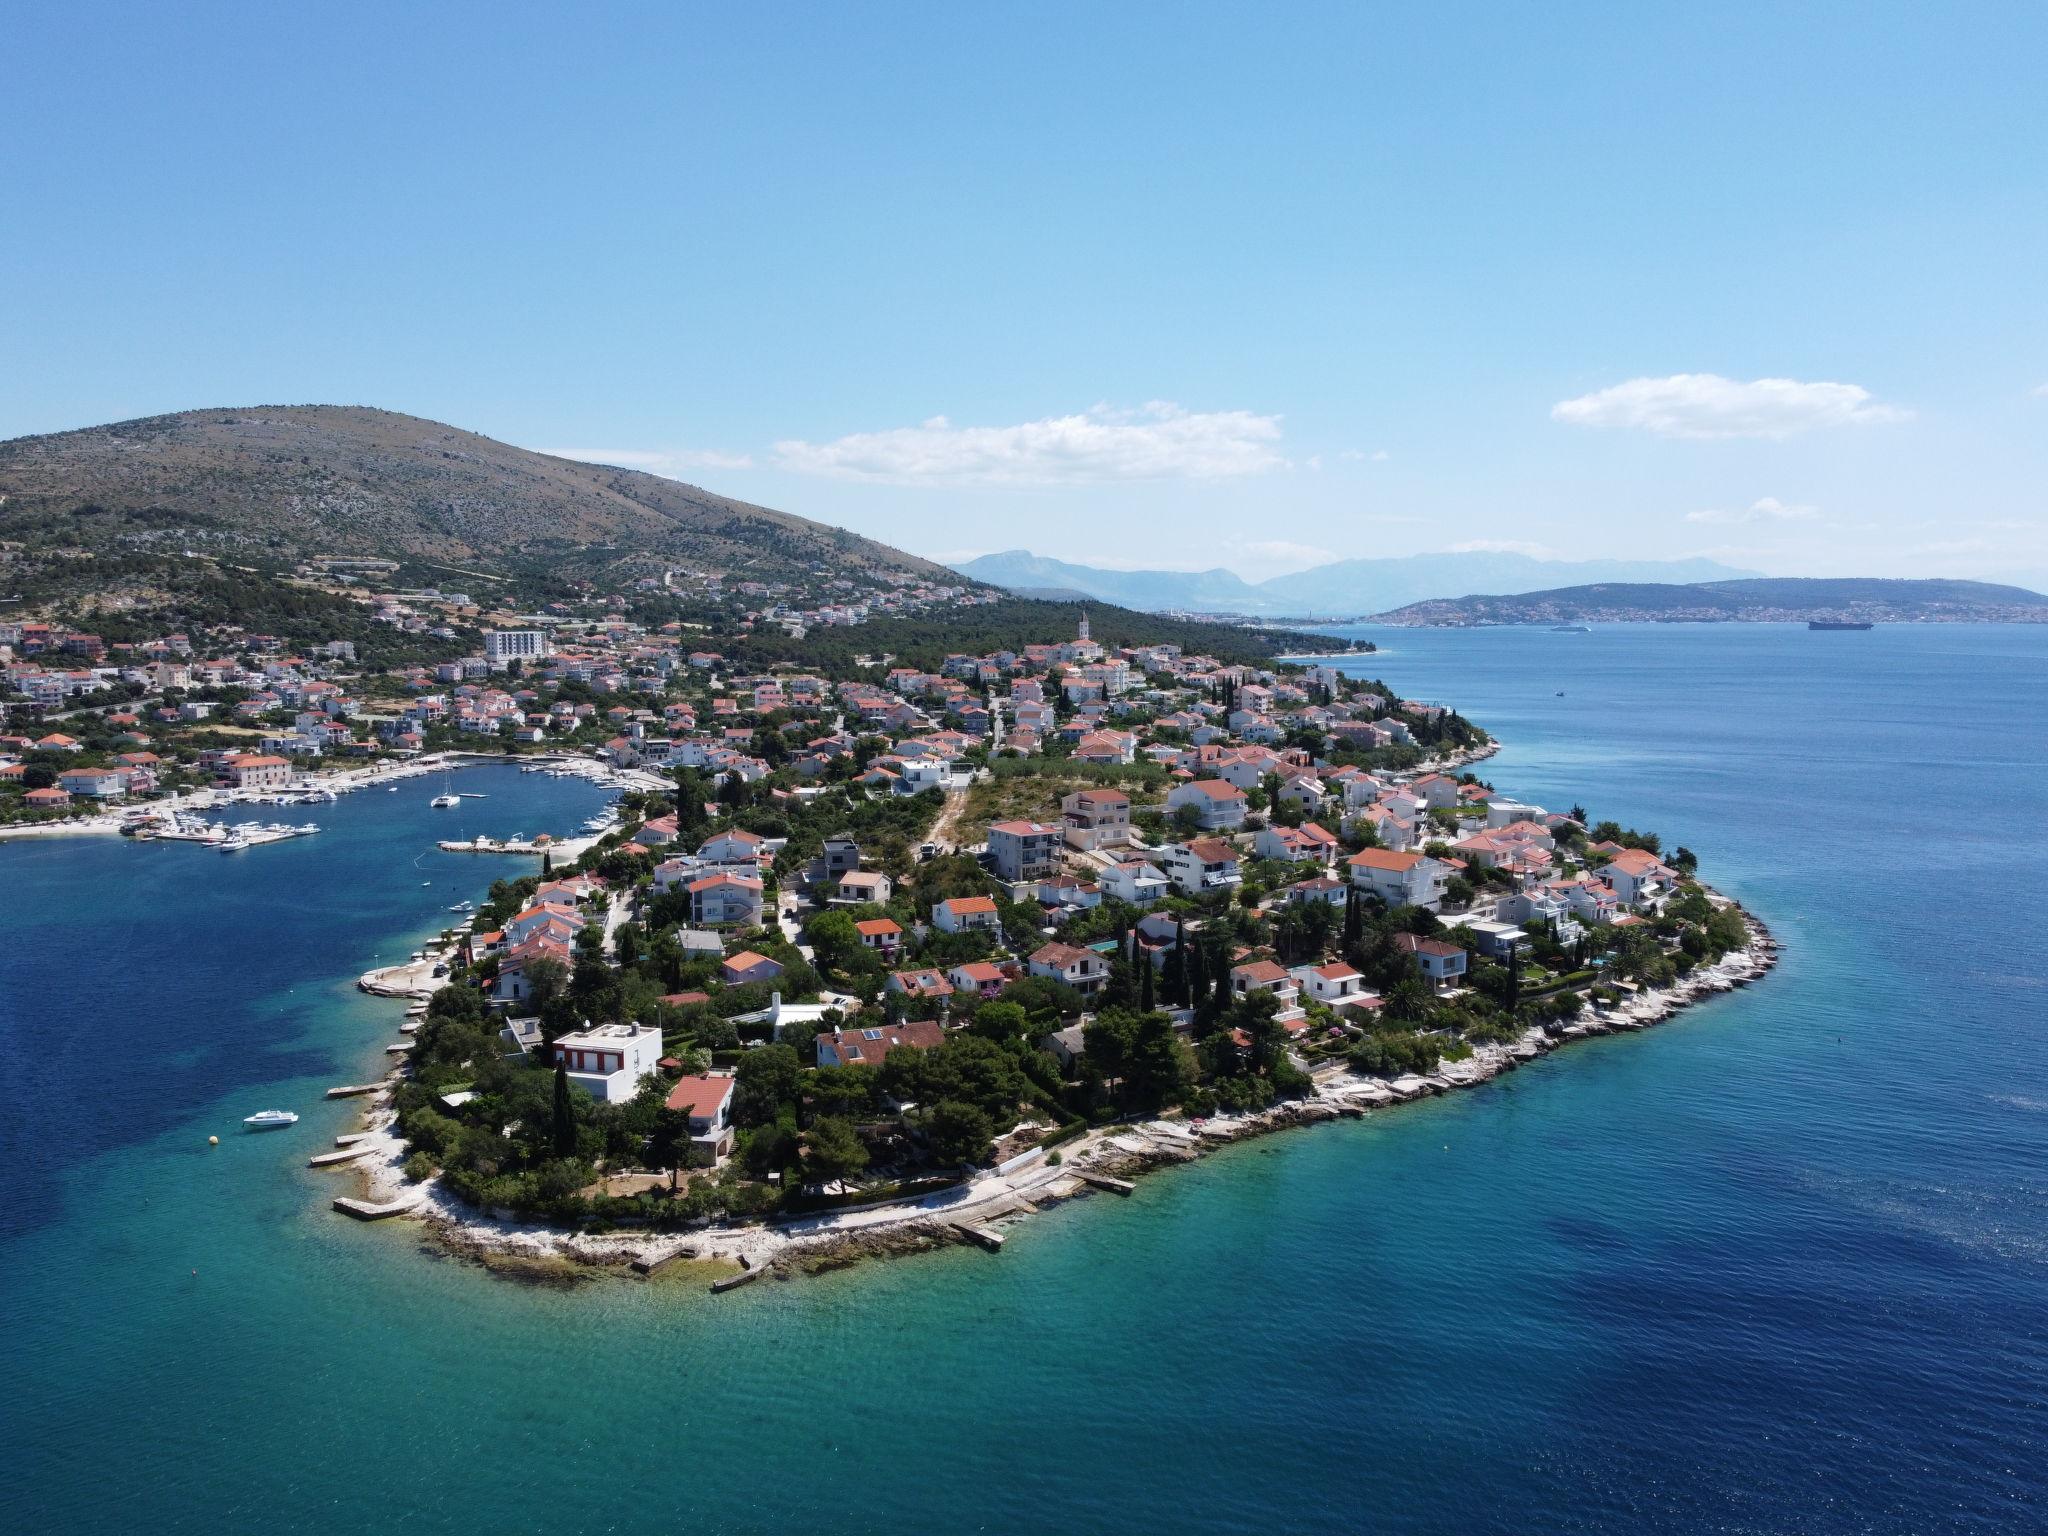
[215,607,1757,1282]
[0,556,997,828]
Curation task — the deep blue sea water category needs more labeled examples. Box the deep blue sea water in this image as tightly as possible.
[5,626,2046,1535]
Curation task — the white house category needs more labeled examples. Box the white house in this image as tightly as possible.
[1253,821,1340,866]
[1485,797,1545,829]
[663,1072,736,1166]
[832,869,893,905]
[1289,960,1375,1009]
[932,894,1003,934]
[1160,838,1242,895]
[1229,959,1305,1025]
[1601,848,1668,907]
[1061,787,1132,850]
[698,828,768,865]
[553,1022,664,1103]
[1099,857,1170,907]
[1165,778,1247,831]
[1028,941,1110,995]
[689,872,765,927]
[1345,848,1449,910]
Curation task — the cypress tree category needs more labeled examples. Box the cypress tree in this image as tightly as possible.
[1140,954,1155,1012]
[550,1065,576,1160]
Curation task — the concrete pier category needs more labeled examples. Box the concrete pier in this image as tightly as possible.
[332,1194,420,1220]
[309,1146,372,1168]
[1078,1173,1135,1195]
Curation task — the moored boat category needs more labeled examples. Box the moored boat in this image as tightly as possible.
[243,1109,299,1130]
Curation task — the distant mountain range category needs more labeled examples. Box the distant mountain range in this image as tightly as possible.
[1375,578,2048,626]
[952,549,1761,616]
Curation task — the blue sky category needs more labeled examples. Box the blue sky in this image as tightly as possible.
[5,3,2044,583]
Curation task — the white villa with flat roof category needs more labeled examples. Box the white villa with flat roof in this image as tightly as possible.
[552,1022,664,1103]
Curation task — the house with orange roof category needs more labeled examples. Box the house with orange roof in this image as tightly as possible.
[1230,958,1305,1024]
[1289,960,1377,1009]
[932,894,1002,935]
[1165,778,1247,831]
[689,872,765,927]
[947,960,1011,1000]
[1346,847,1449,910]
[855,917,903,956]
[721,950,783,986]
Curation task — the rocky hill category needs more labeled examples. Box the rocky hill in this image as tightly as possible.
[0,405,956,588]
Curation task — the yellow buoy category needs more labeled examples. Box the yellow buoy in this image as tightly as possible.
[208,1135,219,1146]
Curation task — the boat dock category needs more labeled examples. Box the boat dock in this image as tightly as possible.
[630,1247,698,1277]
[309,1146,372,1168]
[332,1194,420,1221]
[952,1221,1006,1252]
[1077,1172,1135,1196]
[710,1267,761,1294]
[325,1082,385,1099]
[436,835,566,856]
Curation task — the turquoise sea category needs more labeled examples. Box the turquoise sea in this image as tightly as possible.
[5,624,2047,1535]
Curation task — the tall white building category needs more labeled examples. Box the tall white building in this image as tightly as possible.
[484,629,553,666]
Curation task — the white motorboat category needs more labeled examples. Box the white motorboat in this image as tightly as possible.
[430,794,461,808]
[243,1110,299,1130]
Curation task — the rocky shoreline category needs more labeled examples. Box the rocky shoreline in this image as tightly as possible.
[334,902,1778,1292]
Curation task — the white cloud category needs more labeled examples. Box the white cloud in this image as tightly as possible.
[1551,373,1907,439]
[2032,383,2048,399]
[1683,496,1821,525]
[1336,449,1391,463]
[541,447,755,473]
[1447,538,1559,558]
[773,402,1287,485]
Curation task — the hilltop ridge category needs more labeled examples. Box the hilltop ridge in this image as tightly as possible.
[0,405,957,590]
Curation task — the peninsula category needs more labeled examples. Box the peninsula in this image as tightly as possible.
[329,612,1770,1282]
